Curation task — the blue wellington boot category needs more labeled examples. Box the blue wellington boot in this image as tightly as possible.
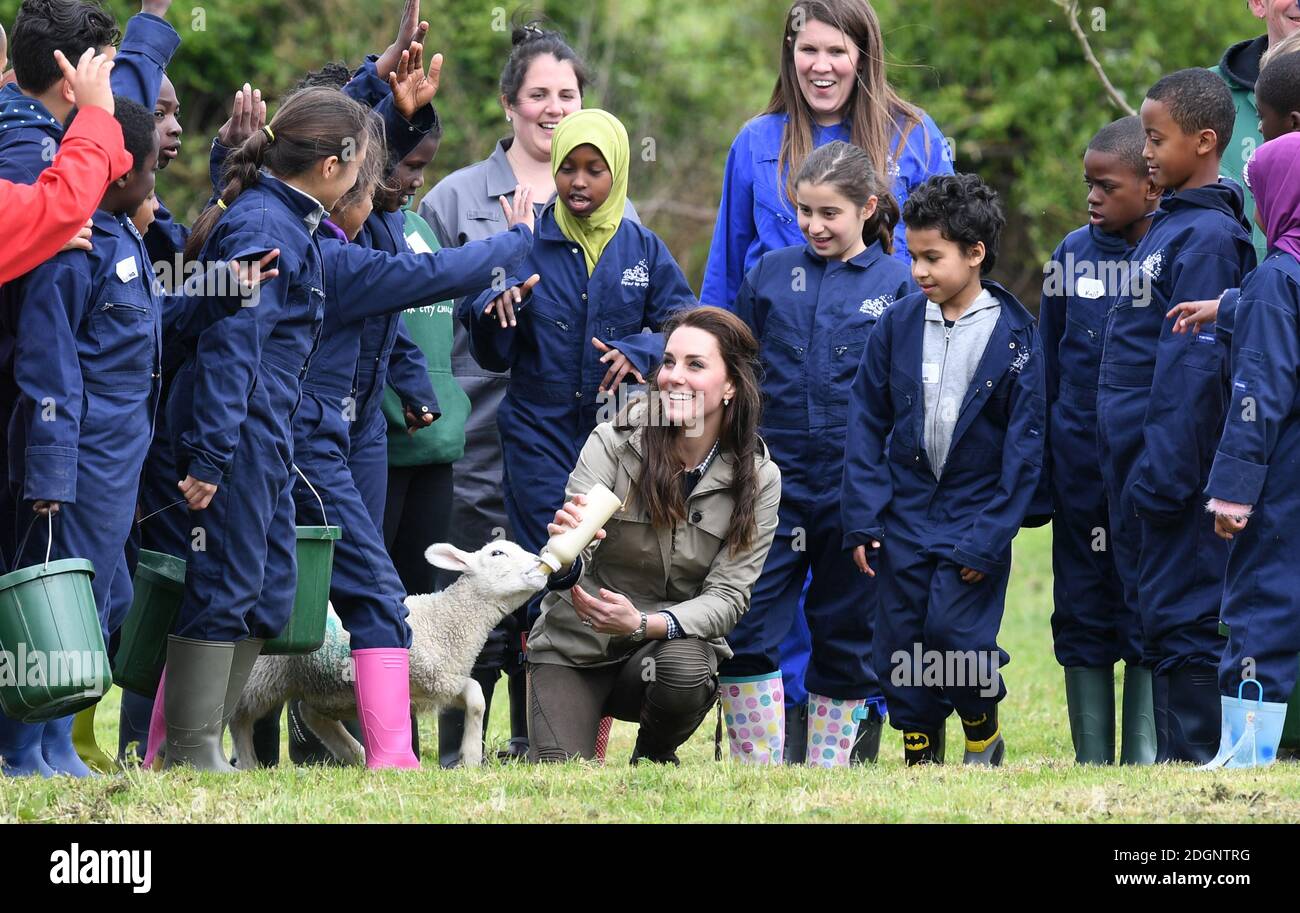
[1,714,53,777]
[42,714,94,777]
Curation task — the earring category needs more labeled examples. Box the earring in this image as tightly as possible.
[506,114,513,123]
[724,396,731,406]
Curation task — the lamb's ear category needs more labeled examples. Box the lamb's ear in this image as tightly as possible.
[425,543,472,572]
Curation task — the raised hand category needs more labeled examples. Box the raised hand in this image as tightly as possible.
[499,183,535,234]
[216,84,267,149]
[374,0,429,81]
[387,42,443,120]
[54,47,117,114]
[141,0,173,17]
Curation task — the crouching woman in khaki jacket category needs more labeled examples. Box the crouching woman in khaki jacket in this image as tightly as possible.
[526,307,782,763]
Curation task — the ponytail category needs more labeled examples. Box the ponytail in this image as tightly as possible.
[185,87,372,262]
[794,140,899,254]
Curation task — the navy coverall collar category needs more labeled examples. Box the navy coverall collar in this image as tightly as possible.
[258,169,327,233]
[799,239,888,271]
[1155,179,1250,233]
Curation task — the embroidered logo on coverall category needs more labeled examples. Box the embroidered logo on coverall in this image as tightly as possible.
[859,294,895,318]
[621,260,650,288]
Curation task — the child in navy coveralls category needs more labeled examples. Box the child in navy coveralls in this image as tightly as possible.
[1203,132,1300,768]
[1096,69,1256,764]
[720,141,916,767]
[461,109,695,628]
[840,174,1046,766]
[1039,116,1161,766]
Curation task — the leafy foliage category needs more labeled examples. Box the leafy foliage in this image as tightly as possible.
[0,0,1264,302]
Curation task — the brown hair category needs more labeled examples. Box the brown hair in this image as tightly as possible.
[765,0,925,208]
[794,139,899,252]
[339,113,392,215]
[184,87,373,261]
[632,307,763,556]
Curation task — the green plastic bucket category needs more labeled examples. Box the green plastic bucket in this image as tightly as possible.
[0,556,109,723]
[1219,621,1300,750]
[264,525,340,655]
[112,550,186,695]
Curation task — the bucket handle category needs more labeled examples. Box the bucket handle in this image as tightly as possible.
[137,497,188,526]
[15,511,55,570]
[1237,678,1265,707]
[291,463,329,529]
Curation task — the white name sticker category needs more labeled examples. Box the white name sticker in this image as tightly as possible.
[1076,276,1105,300]
[922,362,941,385]
[405,232,433,255]
[115,256,139,284]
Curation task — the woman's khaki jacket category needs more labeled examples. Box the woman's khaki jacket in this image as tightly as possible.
[526,403,782,669]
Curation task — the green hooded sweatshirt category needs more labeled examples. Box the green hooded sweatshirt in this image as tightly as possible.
[382,209,470,466]
[1211,34,1270,261]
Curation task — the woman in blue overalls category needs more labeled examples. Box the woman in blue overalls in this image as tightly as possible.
[701,1,951,754]
[720,141,915,766]
[460,109,695,638]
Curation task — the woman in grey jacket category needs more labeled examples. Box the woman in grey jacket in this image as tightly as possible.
[417,21,637,765]
[529,308,782,763]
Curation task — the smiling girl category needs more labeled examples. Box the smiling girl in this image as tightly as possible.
[720,141,916,766]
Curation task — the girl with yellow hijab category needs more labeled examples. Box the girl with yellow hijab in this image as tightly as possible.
[459,107,695,627]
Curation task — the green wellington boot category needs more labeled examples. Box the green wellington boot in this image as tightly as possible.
[1119,664,1157,765]
[162,636,237,773]
[1064,666,1116,764]
[71,699,117,773]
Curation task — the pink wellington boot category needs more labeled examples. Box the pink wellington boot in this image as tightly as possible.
[352,648,420,769]
[142,668,167,770]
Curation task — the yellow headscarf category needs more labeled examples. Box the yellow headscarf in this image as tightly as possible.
[551,109,630,276]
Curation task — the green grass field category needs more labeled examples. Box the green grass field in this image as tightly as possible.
[3,525,1298,823]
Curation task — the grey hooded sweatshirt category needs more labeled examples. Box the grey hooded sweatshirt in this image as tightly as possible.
[921,289,1001,478]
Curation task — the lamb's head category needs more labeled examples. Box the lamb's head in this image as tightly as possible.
[424,540,550,620]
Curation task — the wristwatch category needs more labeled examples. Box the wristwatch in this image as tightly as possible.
[630,611,648,642]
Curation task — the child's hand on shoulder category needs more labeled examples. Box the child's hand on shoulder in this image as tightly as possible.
[60,219,93,254]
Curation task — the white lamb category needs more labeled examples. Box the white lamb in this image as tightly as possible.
[228,540,549,768]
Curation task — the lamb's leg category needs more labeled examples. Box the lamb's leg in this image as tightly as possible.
[458,677,486,768]
[299,702,366,766]
[228,708,260,771]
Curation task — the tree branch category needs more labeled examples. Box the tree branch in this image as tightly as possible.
[1051,0,1137,116]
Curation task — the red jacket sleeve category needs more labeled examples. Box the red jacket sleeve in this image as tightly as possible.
[0,106,134,285]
